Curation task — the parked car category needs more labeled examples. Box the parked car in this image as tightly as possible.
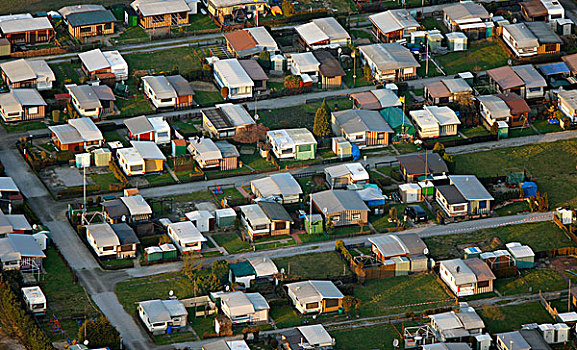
[404,205,428,223]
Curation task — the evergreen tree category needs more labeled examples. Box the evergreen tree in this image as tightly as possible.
[78,316,120,349]
[313,99,331,138]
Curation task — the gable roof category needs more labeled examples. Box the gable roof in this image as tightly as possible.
[142,75,178,99]
[450,175,493,201]
[251,173,302,198]
[124,116,154,135]
[286,280,344,303]
[369,9,419,34]
[78,48,110,72]
[423,106,461,126]
[131,0,190,16]
[224,30,258,54]
[244,27,277,50]
[87,223,121,247]
[168,221,206,243]
[487,66,525,90]
[333,109,394,134]
[312,17,350,41]
[188,138,222,161]
[443,2,489,21]
[165,75,194,97]
[267,128,317,148]
[526,21,562,44]
[214,59,254,88]
[0,17,53,34]
[463,257,496,282]
[238,59,269,81]
[477,95,512,119]
[313,50,345,77]
[562,53,577,73]
[496,93,531,115]
[0,89,46,111]
[290,52,320,72]
[511,64,547,89]
[215,140,240,158]
[311,189,369,214]
[1,59,54,84]
[396,153,448,176]
[131,141,167,160]
[110,223,139,245]
[120,195,152,216]
[67,9,116,27]
[49,117,103,145]
[359,43,420,71]
[258,201,293,222]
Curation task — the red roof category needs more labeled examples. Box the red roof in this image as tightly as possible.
[497,93,531,115]
[223,30,257,54]
[54,93,71,100]
[487,66,525,90]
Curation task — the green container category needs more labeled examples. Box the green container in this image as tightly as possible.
[125,7,139,27]
[160,243,178,259]
[305,214,324,234]
[145,247,163,261]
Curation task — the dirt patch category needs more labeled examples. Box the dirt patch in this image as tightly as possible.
[190,81,217,92]
[550,256,577,277]
[0,330,26,350]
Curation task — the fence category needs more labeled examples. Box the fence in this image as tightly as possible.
[422,134,498,149]
[540,290,560,320]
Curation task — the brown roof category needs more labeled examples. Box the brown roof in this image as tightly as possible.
[425,81,451,98]
[496,93,531,115]
[562,53,577,73]
[350,91,380,110]
[520,0,548,18]
[238,59,268,81]
[463,258,496,282]
[487,66,525,90]
[224,30,257,54]
[313,50,345,78]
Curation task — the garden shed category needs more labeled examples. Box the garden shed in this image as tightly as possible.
[380,107,415,139]
[399,183,421,203]
[506,242,535,269]
[144,246,163,262]
[215,208,237,228]
[160,243,178,259]
[304,214,323,234]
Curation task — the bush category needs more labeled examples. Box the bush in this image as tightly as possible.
[108,161,129,187]
[55,151,75,163]
[284,75,303,90]
[78,316,120,349]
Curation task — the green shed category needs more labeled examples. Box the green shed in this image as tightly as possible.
[110,4,125,21]
[304,214,324,234]
[124,6,139,27]
[160,243,178,259]
[144,246,163,262]
[216,208,237,228]
[380,107,415,140]
[229,260,256,287]
[418,180,434,197]
[506,243,535,269]
[172,139,188,156]
[392,256,410,276]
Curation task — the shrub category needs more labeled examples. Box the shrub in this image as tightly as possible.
[55,151,74,163]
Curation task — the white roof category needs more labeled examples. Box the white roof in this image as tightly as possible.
[245,27,278,50]
[131,141,167,160]
[78,49,110,73]
[267,128,317,148]
[168,221,206,244]
[558,312,577,322]
[6,215,32,231]
[220,291,269,317]
[22,286,45,304]
[117,147,144,164]
[87,223,120,248]
[214,59,254,89]
[506,243,535,258]
[295,22,330,46]
[286,280,344,304]
[240,204,270,226]
[142,76,177,99]
[425,106,461,126]
[450,175,494,201]
[370,9,419,34]
[446,32,468,40]
[248,256,278,277]
[68,117,103,142]
[0,17,52,34]
[148,116,170,132]
[410,109,439,129]
[371,88,402,108]
[290,52,320,73]
[1,59,54,84]
[251,173,303,198]
[120,195,152,216]
[312,17,350,42]
[188,138,222,162]
[185,210,214,222]
[399,183,421,191]
[325,163,369,181]
[359,43,420,72]
[0,14,33,23]
[441,259,476,285]
[218,103,255,127]
[297,325,334,346]
[131,0,190,16]
[477,95,512,119]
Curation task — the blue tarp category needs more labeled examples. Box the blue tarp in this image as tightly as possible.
[352,144,361,161]
[521,182,538,198]
[357,186,386,207]
[538,62,570,76]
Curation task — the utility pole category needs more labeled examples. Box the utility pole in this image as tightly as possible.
[425,35,429,77]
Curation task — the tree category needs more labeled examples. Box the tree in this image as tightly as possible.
[313,99,331,138]
[232,123,268,144]
[284,75,302,90]
[78,316,120,349]
[363,64,372,82]
[432,142,445,157]
[490,122,499,136]
[212,260,229,284]
[52,110,61,123]
[282,0,295,17]
[220,86,229,99]
[182,253,201,280]
[258,50,271,70]
[342,295,361,314]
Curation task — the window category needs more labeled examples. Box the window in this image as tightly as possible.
[544,43,557,52]
[551,14,562,19]
[479,201,487,209]
[529,87,541,92]
[158,131,169,138]
[355,135,363,140]
[80,26,92,33]
[298,144,311,152]
[130,165,144,172]
[453,205,466,212]
[377,133,384,139]
[152,15,165,23]
[32,303,44,310]
[477,280,490,288]
[28,107,38,114]
[103,246,114,251]
[331,216,340,223]
[306,302,319,310]
[325,299,339,308]
[275,221,287,230]
[352,213,361,220]
[281,148,293,154]
[85,108,96,112]
[254,224,268,230]
[160,98,173,103]
[104,22,112,30]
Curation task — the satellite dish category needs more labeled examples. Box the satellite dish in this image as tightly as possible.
[84,340,89,346]
[121,215,127,222]
[393,339,399,347]
[33,224,38,230]
[169,290,174,296]
[225,285,230,291]
[280,268,285,274]
[424,248,429,255]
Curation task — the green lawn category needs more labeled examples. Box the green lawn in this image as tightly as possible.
[212,233,251,254]
[170,119,200,134]
[89,173,121,192]
[478,302,553,334]
[102,129,128,146]
[509,126,537,138]
[394,142,420,154]
[257,98,353,129]
[184,14,219,31]
[3,120,47,133]
[124,47,202,73]
[453,139,577,207]
[350,29,375,42]
[424,221,573,260]
[495,269,568,295]
[436,39,509,75]
[194,90,225,106]
[270,303,301,328]
[187,315,216,339]
[495,201,529,216]
[461,126,490,138]
[115,273,194,316]
[343,67,373,88]
[239,148,275,170]
[145,172,175,185]
[113,27,149,44]
[417,63,444,78]
[420,17,448,34]
[274,252,350,280]
[354,274,453,317]
[532,119,562,134]
[171,191,215,203]
[332,323,404,350]
[40,247,100,340]
[115,94,154,116]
